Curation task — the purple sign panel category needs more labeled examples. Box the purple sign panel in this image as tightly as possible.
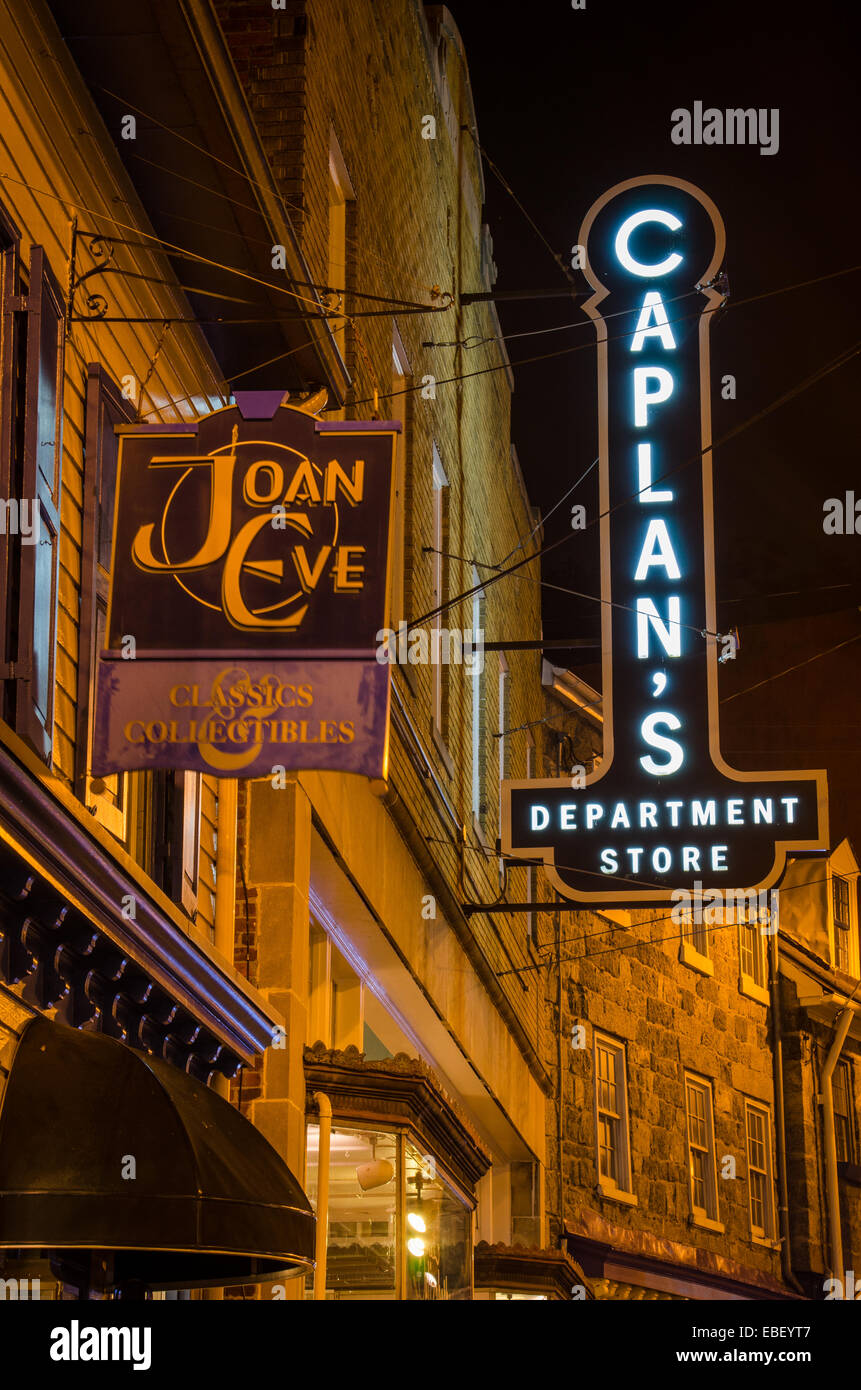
[92,659,391,779]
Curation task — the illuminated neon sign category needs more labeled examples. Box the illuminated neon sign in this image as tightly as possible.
[502,176,827,903]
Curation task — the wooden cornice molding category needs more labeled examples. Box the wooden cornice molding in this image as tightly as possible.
[304,1042,491,1191]
[474,1241,590,1300]
[0,736,278,1074]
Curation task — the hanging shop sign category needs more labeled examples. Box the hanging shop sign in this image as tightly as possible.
[501,176,827,904]
[92,395,397,779]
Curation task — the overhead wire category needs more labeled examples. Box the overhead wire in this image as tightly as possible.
[407,337,861,629]
[429,262,861,351]
[489,868,843,978]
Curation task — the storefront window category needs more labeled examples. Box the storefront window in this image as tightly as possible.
[305,1125,473,1300]
[305,1125,398,1299]
[404,1140,471,1301]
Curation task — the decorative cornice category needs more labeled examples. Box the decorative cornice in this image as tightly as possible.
[304,1042,491,1191]
[474,1241,590,1301]
[0,734,278,1073]
[565,1208,799,1299]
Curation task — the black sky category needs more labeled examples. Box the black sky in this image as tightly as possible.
[453,0,859,641]
[451,0,860,846]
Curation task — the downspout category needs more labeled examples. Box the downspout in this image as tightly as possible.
[313,1092,332,1300]
[768,932,804,1294]
[820,1004,853,1286]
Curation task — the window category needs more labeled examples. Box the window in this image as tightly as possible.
[497,655,509,785]
[328,132,354,366]
[832,873,855,975]
[745,1101,775,1240]
[679,905,713,976]
[390,330,411,626]
[307,919,365,1050]
[303,1125,472,1300]
[179,772,202,916]
[78,365,135,836]
[594,1035,634,1198]
[0,245,65,760]
[685,1074,720,1225]
[833,1059,855,1164]
[738,910,769,1003]
[470,567,486,829]
[431,445,448,738]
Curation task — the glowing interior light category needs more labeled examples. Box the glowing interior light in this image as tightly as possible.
[407,1237,426,1257]
[407,1212,427,1233]
[633,367,674,427]
[614,209,683,278]
[425,1271,438,1288]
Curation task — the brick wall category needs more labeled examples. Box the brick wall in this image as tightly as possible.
[217,0,546,1050]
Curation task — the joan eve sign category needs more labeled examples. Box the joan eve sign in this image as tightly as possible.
[92,396,397,778]
[502,176,827,904]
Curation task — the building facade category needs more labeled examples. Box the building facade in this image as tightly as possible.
[547,675,861,1300]
[0,0,561,1301]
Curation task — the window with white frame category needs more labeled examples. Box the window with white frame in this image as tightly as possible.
[833,1059,855,1163]
[390,332,411,626]
[328,132,354,365]
[745,1100,775,1240]
[594,1035,633,1196]
[431,445,448,737]
[678,903,712,974]
[685,1073,719,1222]
[832,873,856,975]
[738,911,768,995]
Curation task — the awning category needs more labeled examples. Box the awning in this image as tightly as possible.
[0,1015,314,1291]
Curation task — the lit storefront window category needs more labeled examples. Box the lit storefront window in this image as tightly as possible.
[404,1139,470,1301]
[305,1124,472,1300]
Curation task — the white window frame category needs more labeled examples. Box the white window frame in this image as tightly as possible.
[431,444,448,739]
[593,1033,636,1203]
[684,1072,722,1230]
[833,1058,856,1164]
[678,906,713,977]
[831,871,858,977]
[389,330,411,628]
[744,1099,776,1243]
[328,130,354,367]
[180,771,202,917]
[738,911,769,1005]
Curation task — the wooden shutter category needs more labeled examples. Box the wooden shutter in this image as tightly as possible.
[17,246,64,760]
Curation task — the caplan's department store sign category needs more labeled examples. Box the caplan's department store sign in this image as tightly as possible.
[93,395,397,779]
[501,176,828,905]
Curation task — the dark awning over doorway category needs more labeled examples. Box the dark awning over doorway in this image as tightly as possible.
[0,1016,314,1291]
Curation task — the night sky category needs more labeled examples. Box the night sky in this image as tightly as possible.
[453,0,860,845]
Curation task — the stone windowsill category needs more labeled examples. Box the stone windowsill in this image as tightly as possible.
[597,1183,638,1208]
[688,1212,725,1235]
[739,973,770,1006]
[679,939,714,977]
